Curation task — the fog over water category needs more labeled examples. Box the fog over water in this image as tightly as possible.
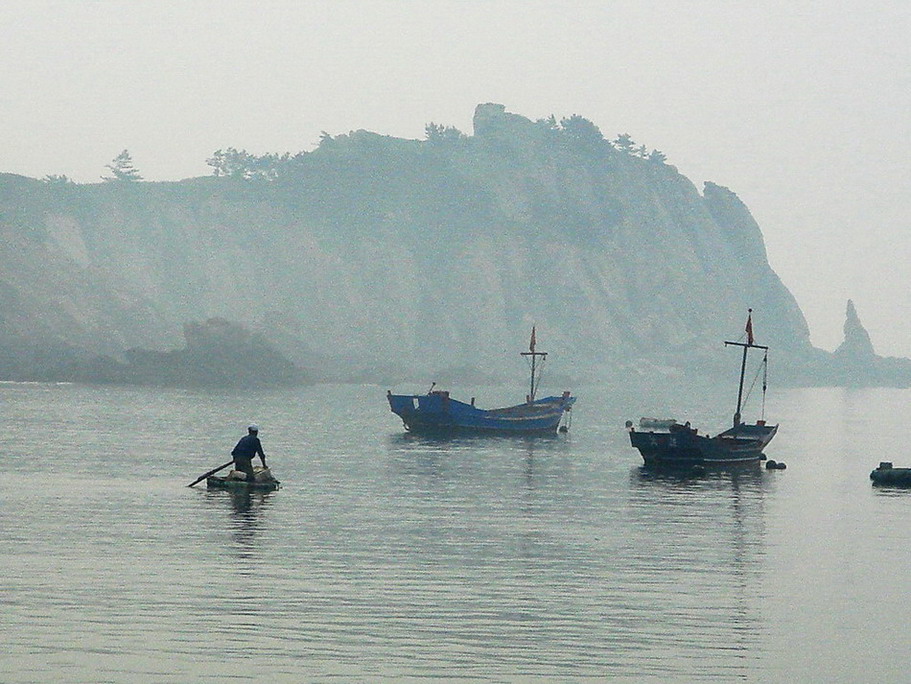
[1,2,908,356]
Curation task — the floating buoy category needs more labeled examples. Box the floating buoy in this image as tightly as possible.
[765,460,786,470]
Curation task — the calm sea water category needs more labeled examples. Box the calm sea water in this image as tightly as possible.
[2,380,911,682]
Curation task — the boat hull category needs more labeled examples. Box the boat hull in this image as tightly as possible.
[206,476,280,491]
[388,391,575,435]
[629,422,778,467]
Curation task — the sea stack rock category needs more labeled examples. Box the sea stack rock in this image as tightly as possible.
[834,299,876,361]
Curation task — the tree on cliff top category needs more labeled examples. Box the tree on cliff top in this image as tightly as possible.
[613,133,635,152]
[559,115,603,143]
[424,122,465,144]
[103,150,142,182]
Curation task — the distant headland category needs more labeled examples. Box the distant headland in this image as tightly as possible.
[1,104,907,387]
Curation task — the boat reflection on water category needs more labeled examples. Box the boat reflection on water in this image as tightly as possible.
[203,488,276,559]
[229,488,271,515]
[387,429,563,449]
[385,430,571,500]
[628,463,769,677]
[630,458,770,501]
[386,431,568,467]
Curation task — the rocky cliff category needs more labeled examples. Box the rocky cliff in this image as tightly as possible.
[0,104,837,384]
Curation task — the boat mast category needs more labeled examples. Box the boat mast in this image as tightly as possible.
[724,309,769,428]
[520,326,547,403]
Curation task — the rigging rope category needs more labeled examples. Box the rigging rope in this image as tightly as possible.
[524,355,546,400]
[741,356,765,412]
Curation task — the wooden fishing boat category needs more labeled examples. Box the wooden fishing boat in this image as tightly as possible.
[206,466,280,491]
[627,310,778,467]
[387,327,575,435]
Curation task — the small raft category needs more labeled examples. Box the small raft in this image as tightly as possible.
[207,466,280,491]
[870,462,911,487]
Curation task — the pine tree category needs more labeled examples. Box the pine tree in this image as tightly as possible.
[103,150,142,182]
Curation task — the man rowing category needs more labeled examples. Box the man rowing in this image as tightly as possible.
[231,424,267,483]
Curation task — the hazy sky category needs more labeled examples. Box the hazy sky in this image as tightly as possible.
[2,1,909,355]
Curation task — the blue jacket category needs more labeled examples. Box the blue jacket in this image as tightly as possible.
[232,434,265,460]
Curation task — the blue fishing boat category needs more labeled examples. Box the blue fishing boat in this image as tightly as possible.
[387,328,575,435]
[627,310,778,467]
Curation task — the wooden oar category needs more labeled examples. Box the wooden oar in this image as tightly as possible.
[187,460,234,487]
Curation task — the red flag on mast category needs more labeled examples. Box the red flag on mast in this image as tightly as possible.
[529,326,536,353]
[745,309,754,345]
